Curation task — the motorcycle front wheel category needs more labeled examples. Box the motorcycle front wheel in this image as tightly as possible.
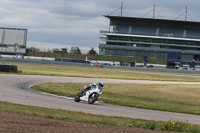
[88,93,99,104]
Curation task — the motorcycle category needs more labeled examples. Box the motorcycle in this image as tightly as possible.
[74,85,102,104]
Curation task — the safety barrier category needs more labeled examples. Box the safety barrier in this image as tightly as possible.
[55,58,87,63]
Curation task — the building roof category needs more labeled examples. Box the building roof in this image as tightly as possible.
[0,27,27,31]
[105,15,200,30]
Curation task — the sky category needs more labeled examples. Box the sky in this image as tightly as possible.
[1,0,199,53]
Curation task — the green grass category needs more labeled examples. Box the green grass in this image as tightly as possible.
[2,61,200,82]
[33,83,200,115]
[0,101,199,132]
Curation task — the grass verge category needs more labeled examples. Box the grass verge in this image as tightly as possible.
[0,101,199,132]
[2,61,200,82]
[33,83,200,115]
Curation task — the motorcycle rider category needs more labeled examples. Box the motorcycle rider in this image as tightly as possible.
[83,81,104,94]
[75,81,104,103]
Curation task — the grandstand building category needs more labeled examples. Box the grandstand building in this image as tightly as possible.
[99,15,200,61]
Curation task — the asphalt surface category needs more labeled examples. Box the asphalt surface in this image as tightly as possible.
[1,74,200,125]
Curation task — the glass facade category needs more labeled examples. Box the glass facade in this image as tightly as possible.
[99,48,105,55]
[102,47,194,60]
[104,49,167,59]
[99,34,200,60]
[182,54,194,60]
[106,35,200,49]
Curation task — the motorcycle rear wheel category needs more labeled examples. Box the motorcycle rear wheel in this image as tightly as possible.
[74,93,81,102]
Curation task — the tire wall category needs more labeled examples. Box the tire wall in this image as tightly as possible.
[0,64,17,72]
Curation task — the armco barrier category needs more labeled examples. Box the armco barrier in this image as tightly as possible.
[55,58,87,63]
[0,64,17,73]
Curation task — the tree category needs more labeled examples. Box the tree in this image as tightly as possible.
[88,47,97,55]
[61,48,68,54]
[53,48,62,53]
[26,47,40,52]
[70,46,82,54]
[76,47,82,54]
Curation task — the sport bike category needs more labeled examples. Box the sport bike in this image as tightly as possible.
[74,85,102,104]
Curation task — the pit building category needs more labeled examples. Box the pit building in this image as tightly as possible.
[99,16,200,61]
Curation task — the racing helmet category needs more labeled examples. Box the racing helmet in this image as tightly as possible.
[98,81,104,87]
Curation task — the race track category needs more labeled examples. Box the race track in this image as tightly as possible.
[1,74,200,124]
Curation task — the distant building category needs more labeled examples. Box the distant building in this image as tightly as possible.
[99,15,200,61]
[0,28,27,55]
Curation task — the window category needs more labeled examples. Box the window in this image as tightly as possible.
[130,37,141,42]
[186,41,195,45]
[119,36,129,41]
[142,38,152,42]
[152,39,162,43]
[116,50,128,56]
[160,46,170,49]
[182,54,194,60]
[195,41,200,46]
[174,40,184,44]
[107,36,119,40]
[163,39,173,44]
[138,51,149,57]
[127,51,135,56]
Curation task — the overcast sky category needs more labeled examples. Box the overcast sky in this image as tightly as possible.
[1,0,199,52]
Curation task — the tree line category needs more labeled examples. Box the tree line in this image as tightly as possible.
[27,46,97,55]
